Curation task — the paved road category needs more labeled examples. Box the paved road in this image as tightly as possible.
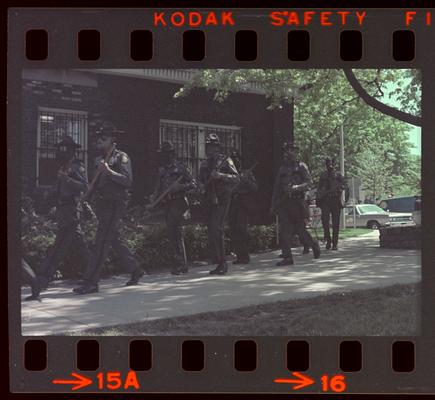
[21,231,421,335]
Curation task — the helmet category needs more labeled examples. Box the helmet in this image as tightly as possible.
[205,133,220,145]
[282,141,299,152]
[54,135,81,150]
[157,141,175,153]
[94,123,125,138]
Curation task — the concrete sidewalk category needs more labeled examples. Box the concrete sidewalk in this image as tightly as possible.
[21,231,421,335]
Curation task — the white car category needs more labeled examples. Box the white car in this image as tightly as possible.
[344,204,390,229]
[388,212,415,226]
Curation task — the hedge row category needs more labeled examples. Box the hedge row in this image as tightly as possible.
[21,197,279,279]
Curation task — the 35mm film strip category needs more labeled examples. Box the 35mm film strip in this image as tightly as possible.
[7,7,435,394]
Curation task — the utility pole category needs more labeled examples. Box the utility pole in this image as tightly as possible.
[340,123,346,229]
[352,177,356,229]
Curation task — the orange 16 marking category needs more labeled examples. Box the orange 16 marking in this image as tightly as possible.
[320,374,346,393]
[274,372,346,393]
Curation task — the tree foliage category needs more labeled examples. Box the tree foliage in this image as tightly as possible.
[344,69,421,126]
[176,69,421,198]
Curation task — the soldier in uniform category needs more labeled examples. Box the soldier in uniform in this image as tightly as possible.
[316,157,349,250]
[228,150,258,264]
[36,135,90,292]
[73,125,144,295]
[199,134,240,275]
[149,141,197,275]
[271,142,321,266]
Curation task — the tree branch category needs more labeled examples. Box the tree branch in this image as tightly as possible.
[343,69,422,127]
[326,96,360,116]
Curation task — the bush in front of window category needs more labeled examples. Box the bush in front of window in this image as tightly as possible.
[21,195,57,269]
[21,197,279,280]
[246,224,278,253]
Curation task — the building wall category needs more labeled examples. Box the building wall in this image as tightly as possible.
[21,70,105,193]
[21,70,293,224]
[95,74,287,224]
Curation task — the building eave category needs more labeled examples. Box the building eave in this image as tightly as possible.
[77,69,265,95]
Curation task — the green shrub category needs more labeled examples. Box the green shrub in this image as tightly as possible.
[21,199,57,268]
[183,224,210,261]
[22,199,279,279]
[247,224,278,252]
[21,195,99,279]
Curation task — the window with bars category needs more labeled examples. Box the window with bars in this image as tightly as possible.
[159,119,241,178]
[36,107,88,186]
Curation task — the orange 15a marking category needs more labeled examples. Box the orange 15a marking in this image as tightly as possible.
[53,371,140,391]
[97,371,139,390]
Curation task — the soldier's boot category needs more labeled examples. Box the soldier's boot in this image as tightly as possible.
[325,238,332,250]
[171,267,182,275]
[171,253,188,275]
[276,257,294,266]
[233,257,250,264]
[73,283,99,295]
[25,294,40,301]
[312,241,321,259]
[37,275,49,291]
[126,268,144,286]
[209,263,228,275]
[172,265,189,275]
[302,246,310,254]
[24,293,40,301]
[332,234,339,251]
[24,280,41,301]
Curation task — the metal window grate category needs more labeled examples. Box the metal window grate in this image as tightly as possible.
[159,120,241,178]
[37,108,88,186]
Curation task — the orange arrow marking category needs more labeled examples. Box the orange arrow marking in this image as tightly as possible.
[274,372,315,390]
[52,373,93,391]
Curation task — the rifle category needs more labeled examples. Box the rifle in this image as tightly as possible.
[147,175,184,211]
[82,142,117,201]
[271,166,309,213]
[316,182,348,207]
[204,155,230,205]
[241,162,258,177]
[77,142,116,221]
[140,175,186,222]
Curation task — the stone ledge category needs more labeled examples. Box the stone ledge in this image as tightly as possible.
[379,225,421,249]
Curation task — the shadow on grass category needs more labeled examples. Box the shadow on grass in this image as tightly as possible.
[71,282,420,336]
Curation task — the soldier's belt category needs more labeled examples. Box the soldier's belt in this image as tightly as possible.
[290,192,305,199]
[167,192,186,201]
[325,193,341,198]
[57,198,78,206]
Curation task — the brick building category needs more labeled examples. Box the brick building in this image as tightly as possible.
[21,69,293,224]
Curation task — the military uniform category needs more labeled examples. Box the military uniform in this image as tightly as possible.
[75,130,143,294]
[199,135,240,275]
[271,144,320,265]
[317,164,348,250]
[228,156,258,264]
[153,143,197,274]
[37,137,90,288]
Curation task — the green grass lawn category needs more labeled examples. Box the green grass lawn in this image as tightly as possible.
[308,227,372,240]
[73,282,420,336]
